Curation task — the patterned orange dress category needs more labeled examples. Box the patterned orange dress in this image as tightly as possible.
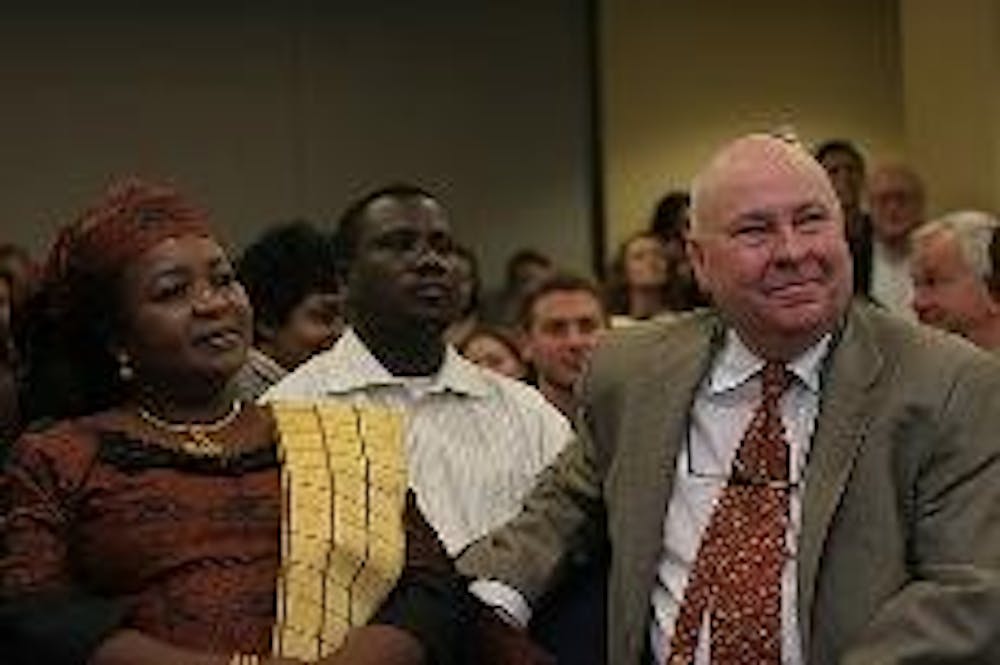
[0,410,467,665]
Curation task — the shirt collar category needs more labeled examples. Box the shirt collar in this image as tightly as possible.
[318,327,491,398]
[708,329,831,395]
[247,347,288,382]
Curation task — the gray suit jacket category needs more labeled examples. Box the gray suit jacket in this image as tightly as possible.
[458,301,1000,664]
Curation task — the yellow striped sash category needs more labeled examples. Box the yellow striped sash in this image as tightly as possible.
[269,402,407,659]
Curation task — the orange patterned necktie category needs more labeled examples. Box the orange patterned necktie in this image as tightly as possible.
[667,362,793,665]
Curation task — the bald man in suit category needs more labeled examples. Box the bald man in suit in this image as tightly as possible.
[459,134,1000,664]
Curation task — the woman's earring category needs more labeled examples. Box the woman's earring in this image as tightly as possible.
[117,351,134,381]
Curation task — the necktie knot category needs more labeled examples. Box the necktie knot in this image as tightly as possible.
[761,362,791,404]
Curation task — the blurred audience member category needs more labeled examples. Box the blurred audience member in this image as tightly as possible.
[459,325,527,381]
[0,271,19,447]
[868,163,927,318]
[991,224,1000,295]
[0,243,38,315]
[649,191,691,263]
[519,273,607,419]
[517,273,611,664]
[606,231,682,326]
[234,220,342,399]
[648,191,707,311]
[911,210,1000,351]
[481,248,555,327]
[445,244,482,346]
[520,273,609,665]
[0,244,39,381]
[815,139,873,296]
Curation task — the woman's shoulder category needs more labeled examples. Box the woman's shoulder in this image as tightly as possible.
[4,413,111,493]
[13,413,108,457]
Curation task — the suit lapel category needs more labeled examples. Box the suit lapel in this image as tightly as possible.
[797,304,883,653]
[616,315,722,661]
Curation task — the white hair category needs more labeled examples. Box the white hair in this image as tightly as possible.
[915,210,1000,280]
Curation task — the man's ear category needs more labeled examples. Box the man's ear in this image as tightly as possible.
[686,235,710,293]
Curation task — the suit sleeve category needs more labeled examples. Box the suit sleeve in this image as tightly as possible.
[456,386,606,608]
[841,358,1000,664]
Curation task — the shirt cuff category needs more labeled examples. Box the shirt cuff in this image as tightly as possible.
[468,579,532,628]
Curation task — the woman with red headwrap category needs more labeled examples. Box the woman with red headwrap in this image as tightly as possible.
[0,180,470,665]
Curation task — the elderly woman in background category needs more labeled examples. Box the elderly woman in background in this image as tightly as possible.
[0,180,470,665]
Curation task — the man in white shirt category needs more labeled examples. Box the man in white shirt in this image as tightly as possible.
[867,163,927,319]
[263,184,571,557]
[519,273,609,420]
[459,135,1000,664]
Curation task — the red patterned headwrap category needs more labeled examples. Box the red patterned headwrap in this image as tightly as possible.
[44,178,213,292]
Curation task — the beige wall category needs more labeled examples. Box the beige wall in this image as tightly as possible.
[900,0,1000,216]
[0,2,593,288]
[600,0,906,253]
[12,2,995,287]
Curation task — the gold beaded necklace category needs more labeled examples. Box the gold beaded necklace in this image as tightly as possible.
[136,400,243,458]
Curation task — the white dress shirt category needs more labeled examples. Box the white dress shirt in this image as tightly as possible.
[871,240,916,321]
[648,330,829,665]
[262,327,572,556]
[471,330,831,665]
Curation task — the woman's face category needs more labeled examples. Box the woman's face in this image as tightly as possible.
[624,235,669,288]
[462,333,526,380]
[266,291,343,370]
[117,234,252,392]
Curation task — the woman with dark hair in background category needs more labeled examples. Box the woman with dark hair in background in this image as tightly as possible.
[234,220,343,399]
[1,179,467,665]
[649,190,690,259]
[605,230,686,326]
[0,271,19,449]
[0,243,38,321]
[0,243,37,449]
[648,190,707,312]
[458,325,527,382]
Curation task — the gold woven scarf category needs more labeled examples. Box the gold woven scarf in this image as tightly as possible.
[269,401,408,659]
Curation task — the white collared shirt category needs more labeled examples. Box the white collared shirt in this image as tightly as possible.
[649,330,830,665]
[262,327,572,555]
[871,240,916,321]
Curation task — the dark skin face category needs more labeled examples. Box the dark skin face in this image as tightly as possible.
[346,194,460,375]
[116,234,252,418]
[258,290,344,370]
